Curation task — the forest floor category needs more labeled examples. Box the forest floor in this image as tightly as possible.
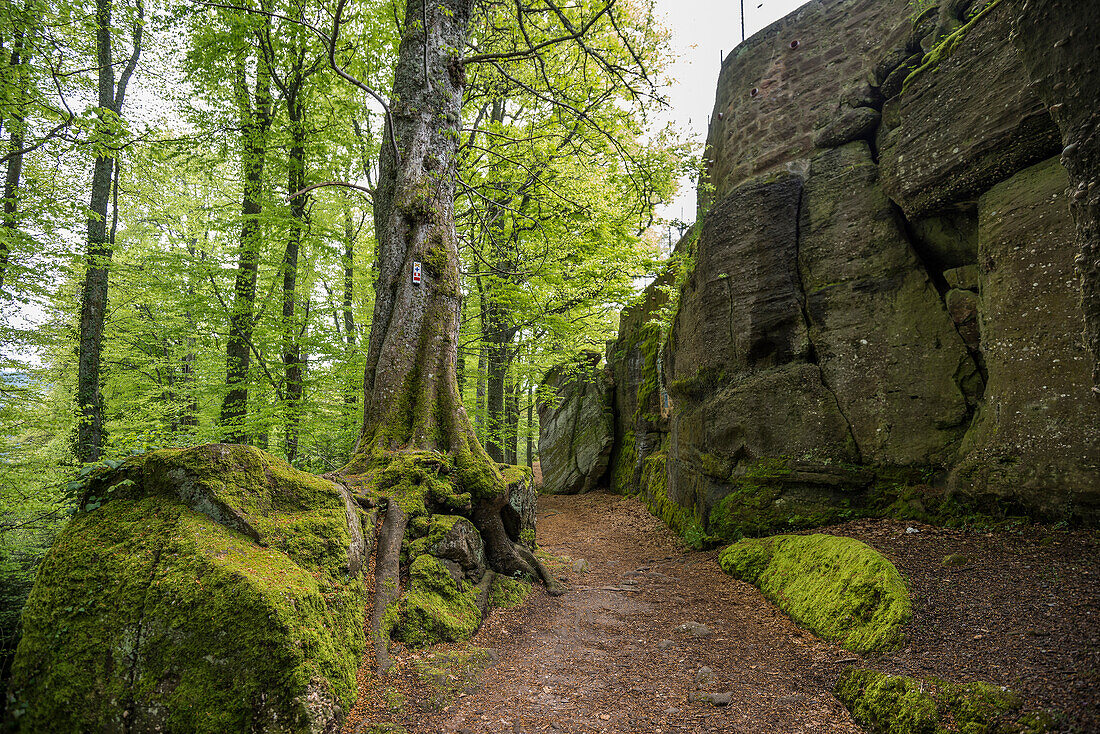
[344,493,1099,734]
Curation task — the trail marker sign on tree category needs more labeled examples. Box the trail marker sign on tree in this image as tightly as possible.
[412,261,422,285]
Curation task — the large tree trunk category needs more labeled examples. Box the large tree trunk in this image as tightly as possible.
[220,44,272,442]
[75,0,141,463]
[1012,0,1100,396]
[341,0,560,672]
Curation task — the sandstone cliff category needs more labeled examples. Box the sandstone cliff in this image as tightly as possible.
[549,0,1100,540]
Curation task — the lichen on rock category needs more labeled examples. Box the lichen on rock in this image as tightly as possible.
[718,533,911,652]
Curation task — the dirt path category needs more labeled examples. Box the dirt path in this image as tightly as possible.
[380,493,867,733]
[349,492,1099,734]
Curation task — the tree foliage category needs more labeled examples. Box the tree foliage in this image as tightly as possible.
[0,0,691,696]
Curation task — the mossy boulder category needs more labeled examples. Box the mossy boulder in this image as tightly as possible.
[718,534,910,652]
[6,444,367,733]
[835,668,1037,734]
[392,554,482,647]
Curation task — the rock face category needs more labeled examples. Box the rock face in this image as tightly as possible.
[571,0,1100,541]
[876,0,1061,220]
[6,445,367,733]
[536,353,615,494]
[952,158,1100,517]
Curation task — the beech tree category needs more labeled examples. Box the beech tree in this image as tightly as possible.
[321,0,669,670]
[74,0,144,463]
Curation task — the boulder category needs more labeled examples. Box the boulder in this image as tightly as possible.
[6,444,366,734]
[536,353,614,494]
[952,157,1100,520]
[877,0,1061,220]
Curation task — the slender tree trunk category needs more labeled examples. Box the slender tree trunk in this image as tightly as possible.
[75,0,142,463]
[282,95,307,463]
[526,381,534,467]
[0,17,28,295]
[484,295,516,463]
[220,42,272,443]
[342,205,358,413]
[504,371,519,464]
[1012,0,1100,396]
[474,276,487,440]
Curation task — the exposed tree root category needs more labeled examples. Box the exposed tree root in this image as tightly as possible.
[369,500,408,674]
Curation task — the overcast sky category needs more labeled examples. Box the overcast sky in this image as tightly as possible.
[651,0,811,228]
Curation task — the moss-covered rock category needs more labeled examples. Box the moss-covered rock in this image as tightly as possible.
[6,444,366,733]
[392,554,482,647]
[835,668,1034,734]
[536,353,615,494]
[718,534,911,652]
[410,645,495,712]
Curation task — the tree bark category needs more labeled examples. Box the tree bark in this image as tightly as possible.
[75,0,142,463]
[282,93,307,463]
[504,371,519,464]
[1012,0,1100,396]
[220,37,272,442]
[0,16,28,295]
[342,205,358,414]
[344,0,558,608]
[526,381,534,467]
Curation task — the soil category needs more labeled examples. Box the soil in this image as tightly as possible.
[343,492,1100,733]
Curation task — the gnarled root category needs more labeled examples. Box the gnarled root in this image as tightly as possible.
[472,498,565,596]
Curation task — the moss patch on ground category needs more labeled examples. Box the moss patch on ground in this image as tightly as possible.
[718,534,911,652]
[834,668,1045,733]
[489,575,531,609]
[8,446,366,733]
[410,645,495,712]
[393,554,482,647]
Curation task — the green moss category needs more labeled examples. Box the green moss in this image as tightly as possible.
[422,244,448,278]
[835,668,1029,734]
[410,645,494,712]
[637,453,711,550]
[393,555,481,647]
[489,575,530,609]
[943,553,968,567]
[498,464,532,486]
[609,430,638,495]
[404,514,463,563]
[835,668,940,733]
[352,451,471,519]
[9,495,364,733]
[902,0,1005,91]
[719,534,911,652]
[943,681,1022,733]
[667,365,725,403]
